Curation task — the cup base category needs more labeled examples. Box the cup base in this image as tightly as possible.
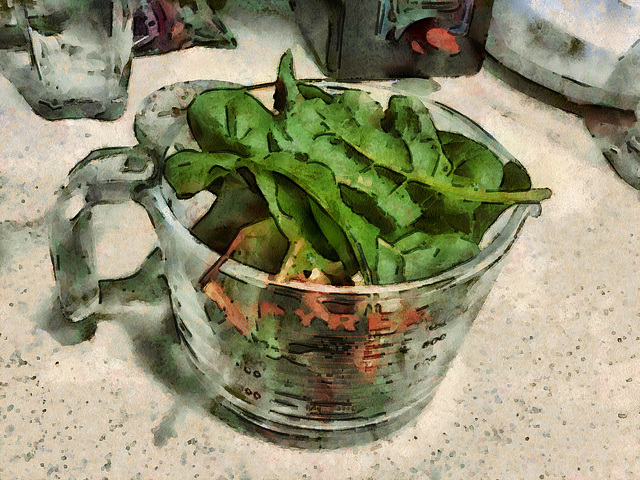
[179,339,438,449]
[209,391,433,449]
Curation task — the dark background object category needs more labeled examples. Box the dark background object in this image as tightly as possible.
[291,0,494,80]
[133,0,237,56]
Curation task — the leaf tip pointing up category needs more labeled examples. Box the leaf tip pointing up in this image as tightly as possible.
[274,49,300,113]
[278,49,295,78]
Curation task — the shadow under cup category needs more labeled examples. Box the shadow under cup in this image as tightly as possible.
[22,0,134,120]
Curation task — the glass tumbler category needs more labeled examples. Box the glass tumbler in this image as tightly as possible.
[20,0,135,120]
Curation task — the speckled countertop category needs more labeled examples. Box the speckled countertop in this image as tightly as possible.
[1,9,639,480]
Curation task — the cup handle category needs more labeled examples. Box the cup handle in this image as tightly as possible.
[49,145,159,323]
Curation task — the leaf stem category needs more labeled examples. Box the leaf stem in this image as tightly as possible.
[275,237,306,283]
[412,178,553,204]
[198,229,247,288]
[342,137,551,204]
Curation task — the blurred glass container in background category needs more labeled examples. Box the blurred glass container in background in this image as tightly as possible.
[484,0,640,190]
[486,0,640,111]
[0,0,236,121]
[15,0,135,121]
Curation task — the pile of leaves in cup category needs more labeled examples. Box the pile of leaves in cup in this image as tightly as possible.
[164,50,551,286]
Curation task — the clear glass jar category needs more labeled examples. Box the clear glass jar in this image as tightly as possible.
[16,0,135,120]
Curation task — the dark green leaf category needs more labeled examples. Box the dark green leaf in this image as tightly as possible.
[163,51,550,287]
[338,89,385,129]
[339,184,396,237]
[470,160,534,243]
[253,152,381,283]
[309,200,359,275]
[376,238,405,285]
[298,83,334,104]
[190,171,271,253]
[273,49,301,114]
[439,132,503,189]
[429,132,503,229]
[382,95,452,179]
[500,161,532,192]
[314,95,414,174]
[273,108,423,231]
[395,232,480,281]
[188,88,274,155]
[164,149,241,198]
[274,174,340,263]
[230,218,289,274]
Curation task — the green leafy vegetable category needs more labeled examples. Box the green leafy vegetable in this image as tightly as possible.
[188,88,274,156]
[164,49,552,285]
[394,231,480,281]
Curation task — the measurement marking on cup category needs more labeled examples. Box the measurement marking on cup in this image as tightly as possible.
[272,398,299,408]
[311,400,352,407]
[414,355,437,370]
[177,320,193,339]
[272,410,358,421]
[176,328,199,361]
[428,322,447,331]
[363,352,385,361]
[275,391,309,402]
[239,365,262,378]
[422,333,446,349]
[243,387,262,400]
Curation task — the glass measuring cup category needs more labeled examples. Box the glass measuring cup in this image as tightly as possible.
[49,81,542,444]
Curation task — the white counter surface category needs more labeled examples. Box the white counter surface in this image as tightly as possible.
[1,10,639,480]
